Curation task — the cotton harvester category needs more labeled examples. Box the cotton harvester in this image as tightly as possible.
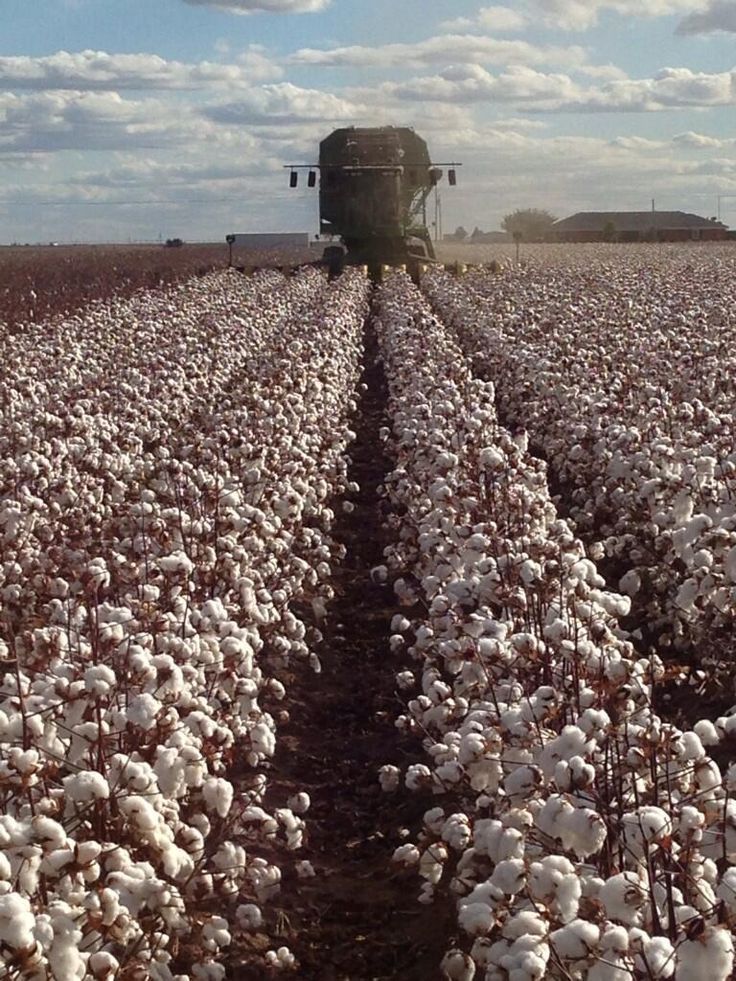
[286,127,460,279]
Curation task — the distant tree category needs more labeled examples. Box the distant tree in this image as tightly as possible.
[452,225,469,241]
[602,220,617,242]
[501,208,557,242]
[470,226,485,240]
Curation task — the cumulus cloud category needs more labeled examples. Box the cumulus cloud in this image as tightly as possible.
[571,67,736,111]
[203,82,359,125]
[0,49,280,91]
[290,34,588,69]
[672,130,736,148]
[376,63,736,112]
[0,90,222,153]
[677,0,736,32]
[441,5,529,32]
[530,0,708,30]
[373,65,584,107]
[182,0,329,12]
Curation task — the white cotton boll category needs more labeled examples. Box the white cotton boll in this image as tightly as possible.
[502,911,548,942]
[599,872,645,926]
[288,792,311,814]
[504,765,542,800]
[419,843,448,885]
[48,910,84,979]
[418,882,435,905]
[295,860,316,879]
[265,946,296,969]
[480,447,505,471]
[676,578,699,611]
[126,692,162,730]
[622,806,671,858]
[64,770,110,804]
[677,731,705,761]
[678,806,704,837]
[424,807,446,834]
[202,777,234,819]
[600,926,629,955]
[474,820,524,863]
[158,551,194,575]
[193,964,226,980]
[202,916,232,949]
[693,719,720,746]
[717,868,736,912]
[550,919,600,960]
[88,951,120,978]
[83,664,117,697]
[396,670,415,690]
[634,935,675,978]
[235,904,262,930]
[392,844,421,866]
[31,815,67,851]
[441,948,476,980]
[724,545,736,583]
[491,859,525,896]
[564,807,608,858]
[0,892,35,949]
[406,764,432,791]
[379,765,401,792]
[118,795,159,831]
[441,813,472,851]
[618,569,641,596]
[675,926,733,981]
[587,955,631,981]
[251,722,276,758]
[554,756,595,792]
[458,902,494,936]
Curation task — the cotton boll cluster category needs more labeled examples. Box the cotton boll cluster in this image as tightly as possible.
[422,251,736,669]
[0,266,369,975]
[376,270,736,980]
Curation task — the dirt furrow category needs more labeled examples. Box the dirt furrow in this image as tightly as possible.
[234,307,451,980]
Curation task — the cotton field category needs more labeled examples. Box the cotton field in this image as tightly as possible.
[2,245,736,980]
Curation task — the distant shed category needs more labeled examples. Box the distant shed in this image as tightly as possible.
[230,233,310,248]
[553,211,728,243]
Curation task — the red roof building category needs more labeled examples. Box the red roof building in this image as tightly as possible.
[553,211,728,243]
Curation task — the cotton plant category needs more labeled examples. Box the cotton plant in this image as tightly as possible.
[376,270,736,981]
[422,250,736,669]
[0,267,369,976]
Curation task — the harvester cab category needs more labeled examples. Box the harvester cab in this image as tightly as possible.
[286,126,460,280]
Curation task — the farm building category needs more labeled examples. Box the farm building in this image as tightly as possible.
[553,211,728,243]
[229,233,310,248]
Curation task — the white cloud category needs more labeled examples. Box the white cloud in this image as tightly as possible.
[203,82,359,125]
[441,6,529,32]
[0,90,235,153]
[373,65,584,107]
[290,34,588,70]
[182,0,329,12]
[530,0,708,30]
[672,130,736,148]
[571,67,736,111]
[677,0,736,32]
[0,49,281,91]
[375,63,736,112]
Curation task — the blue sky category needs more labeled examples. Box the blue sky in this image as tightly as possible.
[1,0,734,242]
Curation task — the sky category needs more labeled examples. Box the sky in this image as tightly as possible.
[1,0,735,243]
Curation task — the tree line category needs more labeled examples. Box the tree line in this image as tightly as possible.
[450,208,557,243]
